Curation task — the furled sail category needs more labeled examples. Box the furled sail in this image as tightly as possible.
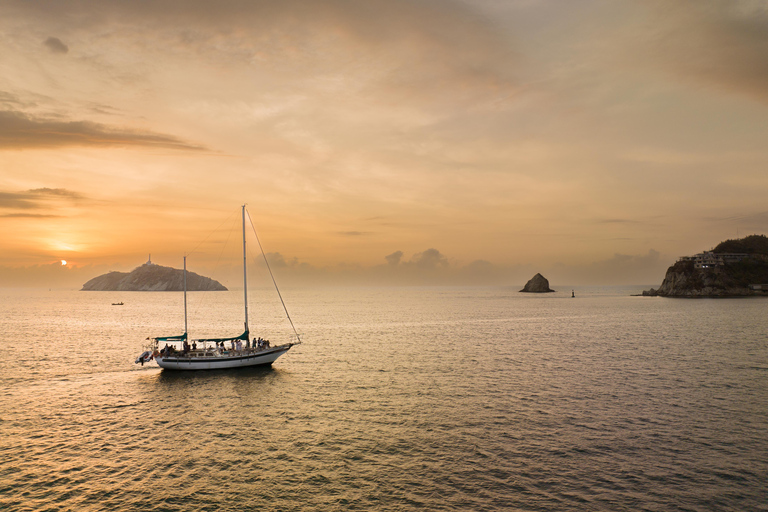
[154,333,187,342]
[195,330,249,343]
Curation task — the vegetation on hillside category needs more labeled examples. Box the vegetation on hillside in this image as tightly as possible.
[725,257,768,286]
[713,234,768,255]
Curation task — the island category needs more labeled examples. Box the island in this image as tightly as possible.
[81,257,227,291]
[642,235,768,297]
[520,273,555,293]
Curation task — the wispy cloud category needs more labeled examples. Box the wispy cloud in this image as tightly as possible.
[29,188,84,200]
[0,110,207,150]
[0,188,84,210]
[704,209,768,233]
[0,213,60,218]
[6,0,518,107]
[642,0,768,104]
[594,218,640,225]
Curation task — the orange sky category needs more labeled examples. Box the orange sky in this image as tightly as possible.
[2,0,767,287]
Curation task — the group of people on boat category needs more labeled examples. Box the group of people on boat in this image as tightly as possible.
[154,337,273,359]
[222,337,271,351]
[156,341,198,357]
[254,337,271,349]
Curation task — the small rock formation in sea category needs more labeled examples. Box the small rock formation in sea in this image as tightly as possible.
[641,234,768,297]
[81,261,227,291]
[520,273,555,293]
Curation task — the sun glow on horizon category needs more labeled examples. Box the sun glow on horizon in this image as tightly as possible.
[61,260,67,266]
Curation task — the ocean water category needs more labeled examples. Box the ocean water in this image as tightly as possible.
[1,286,767,511]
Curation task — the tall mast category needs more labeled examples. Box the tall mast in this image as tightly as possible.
[183,255,188,338]
[242,205,249,334]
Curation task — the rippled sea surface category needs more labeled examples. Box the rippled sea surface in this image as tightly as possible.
[1,286,767,511]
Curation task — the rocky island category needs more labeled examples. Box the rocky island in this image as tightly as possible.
[520,273,555,293]
[81,258,227,291]
[642,235,768,297]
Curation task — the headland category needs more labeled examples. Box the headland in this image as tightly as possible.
[642,235,768,297]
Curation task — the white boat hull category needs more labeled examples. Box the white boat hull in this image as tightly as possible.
[154,344,293,370]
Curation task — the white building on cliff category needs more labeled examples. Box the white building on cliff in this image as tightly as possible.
[679,251,749,269]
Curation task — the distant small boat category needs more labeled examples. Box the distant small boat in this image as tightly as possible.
[112,302,124,305]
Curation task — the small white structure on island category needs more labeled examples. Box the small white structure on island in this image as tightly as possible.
[145,254,155,266]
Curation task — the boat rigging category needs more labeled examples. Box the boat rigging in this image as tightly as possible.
[135,205,300,370]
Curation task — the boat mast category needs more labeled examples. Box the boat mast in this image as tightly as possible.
[242,205,249,335]
[183,255,188,338]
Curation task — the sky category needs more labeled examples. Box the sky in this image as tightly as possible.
[2,0,768,288]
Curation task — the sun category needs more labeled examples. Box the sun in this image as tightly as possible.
[61,260,67,266]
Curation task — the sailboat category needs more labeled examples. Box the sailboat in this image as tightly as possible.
[135,205,300,370]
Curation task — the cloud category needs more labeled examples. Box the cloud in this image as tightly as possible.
[43,37,68,54]
[594,218,640,225]
[0,213,60,218]
[0,188,84,210]
[406,248,449,269]
[263,252,302,269]
[0,91,22,107]
[5,0,518,107]
[29,188,84,199]
[642,0,768,103]
[251,247,519,286]
[704,209,768,233]
[0,110,207,150]
[385,250,403,266]
[0,90,52,111]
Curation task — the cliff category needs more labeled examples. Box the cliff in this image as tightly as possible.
[643,235,768,297]
[520,273,555,293]
[81,263,227,291]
